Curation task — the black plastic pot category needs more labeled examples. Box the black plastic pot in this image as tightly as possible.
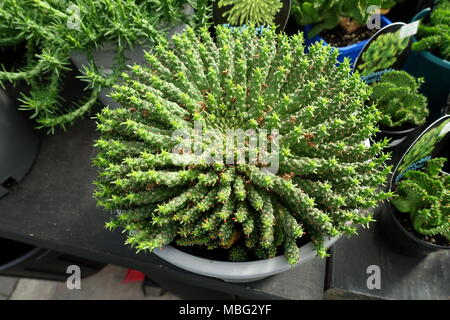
[212,0,291,32]
[0,87,39,198]
[0,238,105,281]
[375,125,418,150]
[379,202,449,257]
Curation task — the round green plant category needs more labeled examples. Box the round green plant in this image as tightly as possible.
[412,0,450,61]
[392,158,450,242]
[370,70,428,128]
[218,0,283,26]
[357,31,409,76]
[94,25,392,264]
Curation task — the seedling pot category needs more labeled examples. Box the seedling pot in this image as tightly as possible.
[403,8,450,122]
[303,15,392,66]
[0,87,39,198]
[379,202,449,257]
[379,116,450,257]
[153,236,340,283]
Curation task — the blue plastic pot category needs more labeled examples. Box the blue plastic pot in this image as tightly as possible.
[303,15,393,66]
[403,8,450,122]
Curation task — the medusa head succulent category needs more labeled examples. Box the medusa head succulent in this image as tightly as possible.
[218,0,283,26]
[370,71,428,128]
[94,26,391,264]
[357,31,410,76]
[392,158,450,242]
[412,0,450,61]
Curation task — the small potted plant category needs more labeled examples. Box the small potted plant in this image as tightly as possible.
[213,0,292,31]
[369,70,429,149]
[290,0,396,64]
[93,25,391,282]
[382,158,449,256]
[0,0,211,131]
[403,1,450,121]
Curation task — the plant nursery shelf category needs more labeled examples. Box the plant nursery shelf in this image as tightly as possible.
[325,206,450,300]
[0,109,327,300]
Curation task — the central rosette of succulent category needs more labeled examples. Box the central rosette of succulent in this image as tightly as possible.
[93,25,391,264]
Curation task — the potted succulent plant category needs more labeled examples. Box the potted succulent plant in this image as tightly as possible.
[213,0,292,31]
[290,0,396,64]
[0,0,211,131]
[403,1,450,121]
[382,158,449,256]
[93,25,391,282]
[369,70,429,149]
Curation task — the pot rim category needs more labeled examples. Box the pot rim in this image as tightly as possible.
[380,125,417,135]
[153,236,340,282]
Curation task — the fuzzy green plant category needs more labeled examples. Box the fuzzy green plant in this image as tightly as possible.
[370,71,428,128]
[392,158,450,242]
[412,0,450,61]
[218,0,283,26]
[357,31,409,76]
[94,25,392,264]
[291,0,399,38]
[0,0,212,132]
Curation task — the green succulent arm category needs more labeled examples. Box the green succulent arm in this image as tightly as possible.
[94,25,391,264]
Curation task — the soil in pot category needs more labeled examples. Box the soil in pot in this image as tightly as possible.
[321,24,378,47]
[393,207,450,247]
[173,233,311,262]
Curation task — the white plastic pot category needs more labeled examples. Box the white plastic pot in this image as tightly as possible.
[153,236,340,283]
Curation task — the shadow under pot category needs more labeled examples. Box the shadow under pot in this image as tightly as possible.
[379,199,450,257]
[0,87,39,198]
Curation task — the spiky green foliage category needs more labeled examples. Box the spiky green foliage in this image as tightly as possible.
[291,0,399,38]
[94,25,392,264]
[0,0,211,131]
[370,71,428,128]
[392,158,450,242]
[412,0,450,61]
[357,32,409,76]
[218,0,283,26]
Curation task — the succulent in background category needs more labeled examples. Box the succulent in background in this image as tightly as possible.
[94,25,391,264]
[218,0,283,26]
[392,158,450,242]
[0,0,212,131]
[291,0,399,38]
[357,32,409,76]
[412,0,450,61]
[370,70,428,128]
